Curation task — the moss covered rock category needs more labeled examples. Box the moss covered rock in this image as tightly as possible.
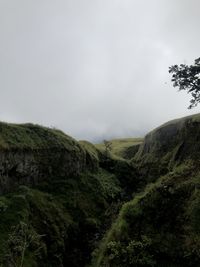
[0,123,93,193]
[134,113,200,182]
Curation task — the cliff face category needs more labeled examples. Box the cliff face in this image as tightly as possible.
[0,123,96,194]
[94,114,200,267]
[2,114,200,267]
[134,113,200,181]
[0,148,86,194]
[0,122,132,267]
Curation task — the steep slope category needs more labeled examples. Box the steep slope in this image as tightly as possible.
[2,114,200,267]
[134,113,200,182]
[0,122,90,194]
[0,122,137,267]
[94,113,200,267]
[79,140,101,170]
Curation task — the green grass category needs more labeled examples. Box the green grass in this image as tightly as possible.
[93,161,200,267]
[0,186,73,267]
[0,169,123,267]
[95,138,143,159]
[0,122,79,150]
[148,112,200,136]
[39,169,122,220]
[79,140,100,161]
[2,114,200,266]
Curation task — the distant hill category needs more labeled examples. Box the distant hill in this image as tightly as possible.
[95,137,143,159]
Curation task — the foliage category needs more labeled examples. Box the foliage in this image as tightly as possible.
[95,138,143,159]
[94,162,200,267]
[2,114,200,267]
[79,140,100,170]
[104,236,155,267]
[0,122,79,150]
[79,140,100,161]
[169,57,200,109]
[103,140,112,156]
[0,188,72,267]
[4,221,43,267]
[0,169,123,267]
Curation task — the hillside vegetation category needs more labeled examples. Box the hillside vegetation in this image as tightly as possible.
[93,113,200,267]
[95,138,143,159]
[0,122,78,150]
[0,114,200,266]
[0,123,137,267]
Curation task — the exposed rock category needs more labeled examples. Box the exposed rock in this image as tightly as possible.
[0,123,96,194]
[134,113,200,181]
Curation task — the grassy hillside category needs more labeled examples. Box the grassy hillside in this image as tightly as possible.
[0,122,78,150]
[93,163,200,267]
[1,114,200,267]
[95,138,143,159]
[93,113,200,267]
[151,113,200,134]
[0,170,123,267]
[0,122,138,267]
[133,113,200,183]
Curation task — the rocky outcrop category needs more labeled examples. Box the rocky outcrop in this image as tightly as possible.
[94,113,200,267]
[0,148,87,194]
[0,123,97,194]
[122,143,141,159]
[0,123,123,267]
[134,113,200,181]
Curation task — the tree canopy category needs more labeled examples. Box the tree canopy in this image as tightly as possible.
[169,57,200,109]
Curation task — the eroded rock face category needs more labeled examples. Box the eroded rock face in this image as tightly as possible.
[0,122,101,194]
[134,114,200,181]
[0,147,87,194]
[0,150,39,193]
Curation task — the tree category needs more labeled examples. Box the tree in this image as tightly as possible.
[103,140,112,156]
[4,221,44,267]
[169,57,200,109]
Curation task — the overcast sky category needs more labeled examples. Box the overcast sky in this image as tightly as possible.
[0,0,200,141]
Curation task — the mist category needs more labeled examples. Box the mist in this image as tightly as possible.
[0,0,200,141]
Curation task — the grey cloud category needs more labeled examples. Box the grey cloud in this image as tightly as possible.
[0,0,200,141]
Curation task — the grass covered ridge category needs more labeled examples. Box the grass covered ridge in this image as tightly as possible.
[0,122,79,150]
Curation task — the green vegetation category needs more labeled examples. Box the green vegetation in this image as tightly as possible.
[0,122,79,150]
[95,138,143,159]
[79,140,101,170]
[1,114,200,266]
[94,164,200,267]
[0,169,123,267]
[0,187,73,267]
[0,122,130,266]
[133,113,200,183]
[169,57,200,109]
[5,221,43,267]
[93,114,200,267]
[79,140,100,161]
